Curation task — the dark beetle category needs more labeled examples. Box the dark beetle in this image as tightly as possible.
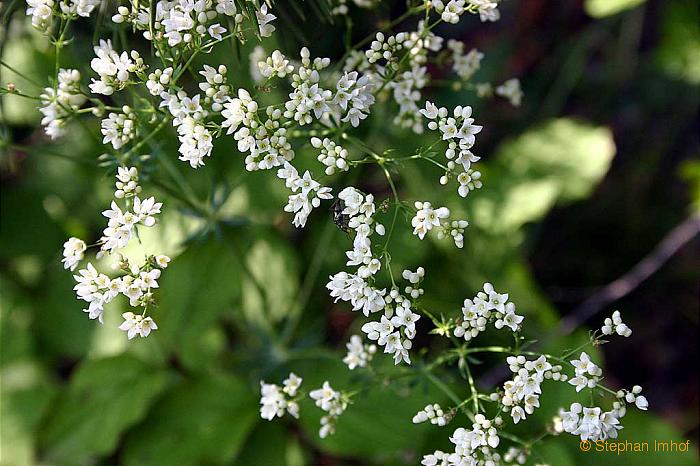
[331,199,352,233]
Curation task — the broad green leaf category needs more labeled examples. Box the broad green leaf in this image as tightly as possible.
[0,361,55,466]
[39,355,170,464]
[122,374,258,466]
[471,118,615,233]
[235,422,306,466]
[584,0,645,18]
[292,357,449,461]
[156,240,241,369]
[242,232,300,328]
[655,1,700,84]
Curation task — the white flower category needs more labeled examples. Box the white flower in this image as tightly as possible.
[278,163,333,228]
[342,335,376,370]
[26,0,55,32]
[391,303,421,337]
[413,403,451,426]
[259,50,294,78]
[469,0,501,22]
[62,237,87,270]
[155,255,171,268]
[118,312,158,339]
[447,40,483,80]
[101,108,136,149]
[601,310,632,337]
[114,166,141,198]
[569,352,602,392]
[312,137,350,175]
[309,381,347,437]
[495,78,523,106]
[260,373,302,421]
[412,201,450,239]
[256,4,276,37]
[282,373,302,396]
[39,69,87,139]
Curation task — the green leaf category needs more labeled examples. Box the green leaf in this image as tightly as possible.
[242,232,300,328]
[156,241,241,369]
[235,422,306,466]
[122,374,258,466]
[655,1,700,84]
[292,357,448,461]
[471,118,615,233]
[39,355,170,464]
[584,0,645,18]
[1,361,56,466]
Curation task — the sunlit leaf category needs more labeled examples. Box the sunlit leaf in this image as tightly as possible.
[584,0,645,18]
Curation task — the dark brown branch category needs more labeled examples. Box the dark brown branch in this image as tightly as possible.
[478,214,700,388]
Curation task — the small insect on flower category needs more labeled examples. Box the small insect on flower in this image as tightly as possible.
[331,199,352,234]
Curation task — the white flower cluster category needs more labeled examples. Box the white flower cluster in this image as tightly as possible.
[277,163,333,228]
[326,188,423,365]
[61,237,87,271]
[59,0,99,18]
[402,267,425,299]
[568,352,602,393]
[329,0,375,16]
[422,414,503,466]
[118,311,158,339]
[283,48,333,125]
[146,67,174,96]
[160,90,213,168]
[559,403,623,441]
[89,39,145,95]
[327,188,386,309]
[126,0,236,45]
[259,373,302,420]
[619,385,649,410]
[411,201,469,248]
[454,283,524,340]
[100,193,162,254]
[556,386,647,442]
[333,70,375,127]
[420,102,484,198]
[412,403,451,427]
[114,166,142,198]
[342,334,377,370]
[360,291,421,365]
[601,310,632,337]
[255,4,276,38]
[26,0,99,32]
[495,79,523,107]
[310,381,347,438]
[62,167,168,338]
[501,355,562,424]
[311,137,349,175]
[26,0,55,31]
[258,376,352,440]
[221,89,295,172]
[199,64,230,112]
[101,106,136,149]
[258,50,294,79]
[447,40,483,81]
[363,23,441,132]
[39,69,87,139]
[503,447,529,465]
[469,0,501,22]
